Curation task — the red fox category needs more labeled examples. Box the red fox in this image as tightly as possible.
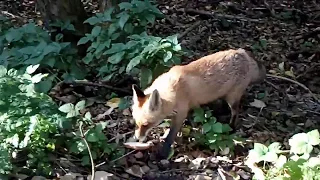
[131,48,266,159]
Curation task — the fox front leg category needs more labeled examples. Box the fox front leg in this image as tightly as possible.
[157,112,187,159]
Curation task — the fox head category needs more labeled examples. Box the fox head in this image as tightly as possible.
[131,84,163,142]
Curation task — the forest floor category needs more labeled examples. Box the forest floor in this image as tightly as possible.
[1,0,320,179]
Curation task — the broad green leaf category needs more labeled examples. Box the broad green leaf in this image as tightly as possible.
[145,14,156,24]
[163,51,172,62]
[26,64,40,74]
[211,122,223,133]
[263,151,278,162]
[307,129,320,146]
[77,36,91,45]
[203,122,211,133]
[84,16,100,25]
[289,133,313,154]
[0,66,7,77]
[85,112,92,120]
[126,55,142,72]
[75,100,86,111]
[35,78,53,93]
[66,110,78,118]
[119,2,132,10]
[59,103,74,113]
[275,155,287,168]
[103,43,126,55]
[108,51,125,64]
[81,156,90,166]
[31,73,48,83]
[140,68,152,89]
[253,143,268,157]
[91,26,102,37]
[268,142,282,153]
[119,12,130,29]
[86,131,99,142]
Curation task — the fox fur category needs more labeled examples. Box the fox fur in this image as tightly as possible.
[131,48,266,159]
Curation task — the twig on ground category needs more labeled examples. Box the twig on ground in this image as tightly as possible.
[65,80,132,95]
[151,168,204,173]
[178,21,201,39]
[181,8,260,23]
[95,150,136,168]
[79,121,95,180]
[266,74,319,103]
[217,167,227,180]
[107,131,134,143]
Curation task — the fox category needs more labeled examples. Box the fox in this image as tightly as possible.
[130,48,266,159]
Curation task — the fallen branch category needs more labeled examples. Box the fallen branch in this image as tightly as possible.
[79,121,95,180]
[178,21,201,39]
[181,8,260,23]
[266,74,319,103]
[65,80,132,95]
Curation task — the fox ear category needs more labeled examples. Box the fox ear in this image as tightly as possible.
[147,89,161,112]
[132,84,146,103]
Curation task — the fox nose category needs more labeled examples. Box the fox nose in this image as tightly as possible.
[134,129,147,142]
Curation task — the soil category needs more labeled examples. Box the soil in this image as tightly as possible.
[1,0,320,179]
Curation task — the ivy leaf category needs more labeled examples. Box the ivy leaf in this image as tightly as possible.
[146,14,156,24]
[119,12,130,29]
[59,103,74,113]
[108,51,125,64]
[66,110,78,118]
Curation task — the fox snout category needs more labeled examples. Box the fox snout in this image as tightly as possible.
[134,123,153,142]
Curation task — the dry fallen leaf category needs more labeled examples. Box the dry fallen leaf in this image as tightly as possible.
[87,171,115,180]
[106,98,121,108]
[249,99,266,109]
[125,165,145,178]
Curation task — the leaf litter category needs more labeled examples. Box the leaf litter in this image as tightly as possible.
[3,0,320,179]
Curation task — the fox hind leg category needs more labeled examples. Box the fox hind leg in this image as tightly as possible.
[225,89,244,131]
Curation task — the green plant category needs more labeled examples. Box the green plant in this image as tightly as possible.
[0,17,82,92]
[58,101,124,166]
[192,108,236,154]
[245,129,320,180]
[78,0,184,88]
[0,64,70,175]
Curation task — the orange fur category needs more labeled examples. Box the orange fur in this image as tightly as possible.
[131,48,266,159]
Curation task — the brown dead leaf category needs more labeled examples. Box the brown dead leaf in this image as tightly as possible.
[249,99,266,109]
[106,98,121,108]
[125,165,145,178]
[87,171,116,180]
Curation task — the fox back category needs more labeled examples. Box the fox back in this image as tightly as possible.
[131,48,266,143]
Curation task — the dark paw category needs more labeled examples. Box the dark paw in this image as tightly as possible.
[155,142,171,160]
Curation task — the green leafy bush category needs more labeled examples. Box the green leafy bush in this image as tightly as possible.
[78,0,184,88]
[191,108,236,155]
[58,101,124,166]
[0,17,82,92]
[0,64,69,175]
[245,129,320,180]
